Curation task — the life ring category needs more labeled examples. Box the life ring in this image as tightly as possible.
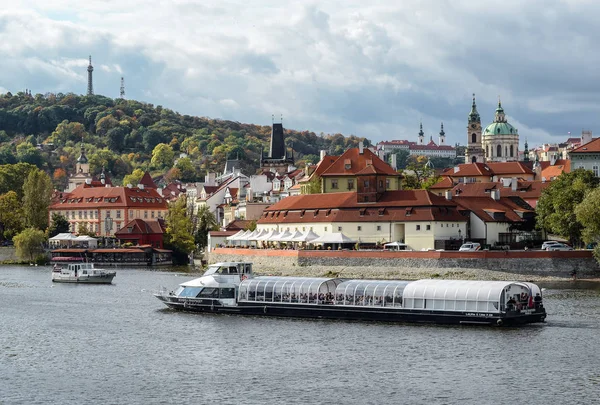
[497,319,504,326]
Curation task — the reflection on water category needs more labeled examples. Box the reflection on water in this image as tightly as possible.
[0,265,599,405]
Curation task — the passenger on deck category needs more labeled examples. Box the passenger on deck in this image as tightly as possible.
[534,293,543,309]
[507,297,517,311]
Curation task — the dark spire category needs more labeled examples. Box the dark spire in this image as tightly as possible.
[524,138,529,162]
[77,138,88,163]
[439,122,445,137]
[418,122,424,137]
[87,55,94,96]
[468,93,480,123]
[120,77,125,98]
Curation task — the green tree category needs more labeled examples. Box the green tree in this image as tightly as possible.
[48,213,70,238]
[195,205,218,250]
[22,168,53,231]
[574,187,600,245]
[245,220,257,232]
[175,157,196,182]
[51,120,86,145]
[390,149,410,170]
[13,227,47,262]
[536,169,600,245]
[77,222,96,236]
[401,156,436,190]
[165,196,195,264]
[122,168,145,187]
[304,176,322,194]
[0,163,38,198]
[0,191,24,240]
[151,143,175,169]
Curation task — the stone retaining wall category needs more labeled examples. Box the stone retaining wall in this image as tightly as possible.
[209,248,600,280]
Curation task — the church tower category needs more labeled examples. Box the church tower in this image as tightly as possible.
[465,94,485,163]
[439,123,446,145]
[418,122,424,145]
[87,55,94,96]
[76,141,90,174]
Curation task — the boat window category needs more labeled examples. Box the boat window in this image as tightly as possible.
[334,280,410,307]
[203,266,220,275]
[229,267,238,274]
[179,287,203,297]
[220,288,235,299]
[82,271,87,275]
[198,288,219,298]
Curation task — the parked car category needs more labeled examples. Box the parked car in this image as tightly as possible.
[541,241,562,250]
[459,242,481,252]
[547,243,573,251]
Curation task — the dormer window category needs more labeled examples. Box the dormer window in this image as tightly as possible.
[344,159,351,170]
[359,208,367,216]
[314,209,319,217]
[300,209,305,217]
[405,207,413,216]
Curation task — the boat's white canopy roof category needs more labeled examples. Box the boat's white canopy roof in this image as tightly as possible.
[402,279,517,301]
[181,275,237,288]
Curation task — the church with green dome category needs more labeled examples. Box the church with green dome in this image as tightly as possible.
[465,95,520,163]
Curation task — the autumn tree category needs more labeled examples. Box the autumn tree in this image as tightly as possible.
[165,196,195,264]
[122,168,145,187]
[22,168,53,231]
[14,228,47,262]
[0,191,24,240]
[151,143,175,169]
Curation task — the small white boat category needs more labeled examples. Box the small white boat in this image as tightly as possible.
[52,263,116,284]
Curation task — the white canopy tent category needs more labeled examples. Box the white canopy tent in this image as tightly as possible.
[281,230,304,242]
[291,230,320,243]
[256,229,280,241]
[226,230,246,241]
[49,233,79,248]
[311,232,356,244]
[270,230,292,242]
[74,235,98,248]
[384,241,409,251]
[248,229,267,241]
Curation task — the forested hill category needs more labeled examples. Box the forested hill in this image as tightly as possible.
[0,91,371,188]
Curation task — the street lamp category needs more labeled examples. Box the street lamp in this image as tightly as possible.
[458,229,463,243]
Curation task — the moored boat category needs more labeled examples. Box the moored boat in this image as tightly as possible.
[52,263,116,284]
[155,262,547,326]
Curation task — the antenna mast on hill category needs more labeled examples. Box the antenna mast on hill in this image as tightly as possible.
[120,77,125,98]
[87,55,94,96]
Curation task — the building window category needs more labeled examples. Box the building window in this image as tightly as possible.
[331,179,338,189]
[357,226,362,231]
[116,210,121,219]
[105,211,110,218]
[324,227,327,232]
[78,211,82,219]
[594,165,599,177]
[84,211,87,219]
[416,225,421,231]
[151,211,155,218]
[376,225,381,231]
[510,145,514,157]
[471,133,476,143]
[363,196,369,202]
[426,225,431,231]
[347,179,354,190]
[386,178,390,189]
[338,226,342,231]
[364,180,370,188]
[144,211,148,219]
[497,145,502,157]
[129,210,133,218]
[379,180,383,188]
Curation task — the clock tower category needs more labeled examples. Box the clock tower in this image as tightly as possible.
[465,94,485,163]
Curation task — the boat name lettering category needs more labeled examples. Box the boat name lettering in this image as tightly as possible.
[465,313,493,317]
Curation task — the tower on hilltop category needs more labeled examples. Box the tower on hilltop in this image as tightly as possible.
[87,55,94,96]
[120,77,125,98]
[465,94,485,163]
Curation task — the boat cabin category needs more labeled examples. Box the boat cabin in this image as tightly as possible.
[202,262,252,277]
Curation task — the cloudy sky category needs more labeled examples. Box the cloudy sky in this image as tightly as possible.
[1,0,599,147]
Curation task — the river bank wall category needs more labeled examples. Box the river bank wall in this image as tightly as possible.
[209,248,600,281]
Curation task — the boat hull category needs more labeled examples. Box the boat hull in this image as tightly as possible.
[52,274,116,284]
[155,296,546,326]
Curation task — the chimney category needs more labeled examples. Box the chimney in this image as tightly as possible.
[319,150,327,161]
[138,184,144,190]
[582,130,593,146]
[511,177,517,191]
[550,153,557,166]
[453,166,459,173]
[390,154,397,171]
[127,183,132,188]
[444,190,452,200]
[85,178,91,185]
[359,141,364,154]
[492,189,500,201]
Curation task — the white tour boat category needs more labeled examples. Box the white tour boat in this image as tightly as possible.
[52,263,116,284]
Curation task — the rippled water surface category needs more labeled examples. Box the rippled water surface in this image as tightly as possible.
[1,266,599,405]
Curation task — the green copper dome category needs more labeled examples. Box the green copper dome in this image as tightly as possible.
[483,122,517,136]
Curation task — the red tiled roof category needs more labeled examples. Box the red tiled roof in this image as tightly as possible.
[484,162,534,175]
[429,176,454,189]
[320,148,398,177]
[50,185,168,210]
[451,181,550,200]
[308,155,338,180]
[540,160,570,179]
[225,219,251,231]
[453,196,531,223]
[115,218,166,236]
[571,137,600,153]
[138,172,157,189]
[442,162,533,177]
[202,186,219,195]
[378,140,416,146]
[565,137,581,145]
[209,231,238,237]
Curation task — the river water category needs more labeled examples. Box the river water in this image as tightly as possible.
[1,266,599,405]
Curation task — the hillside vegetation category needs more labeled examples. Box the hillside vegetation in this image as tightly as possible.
[0,91,370,188]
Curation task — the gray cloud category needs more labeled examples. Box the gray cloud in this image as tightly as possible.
[1,2,600,149]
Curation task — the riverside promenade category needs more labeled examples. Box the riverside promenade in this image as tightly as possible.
[209,248,600,281]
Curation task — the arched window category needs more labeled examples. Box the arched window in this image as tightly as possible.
[486,145,489,157]
[510,145,514,157]
[505,146,508,157]
[497,145,502,157]
[471,156,477,163]
[471,133,476,143]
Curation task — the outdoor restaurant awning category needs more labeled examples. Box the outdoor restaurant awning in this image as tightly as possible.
[311,232,356,244]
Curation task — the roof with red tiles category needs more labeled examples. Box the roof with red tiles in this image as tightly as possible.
[320,148,398,177]
[378,140,416,146]
[451,181,550,200]
[50,184,168,210]
[452,196,531,223]
[306,155,339,181]
[429,176,454,189]
[115,218,166,236]
[138,172,157,189]
[540,160,570,179]
[570,137,600,153]
[225,220,251,231]
[441,163,493,177]
[484,162,534,175]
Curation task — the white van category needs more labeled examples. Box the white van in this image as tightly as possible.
[459,242,481,252]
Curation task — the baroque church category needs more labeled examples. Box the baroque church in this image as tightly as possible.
[465,95,520,163]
